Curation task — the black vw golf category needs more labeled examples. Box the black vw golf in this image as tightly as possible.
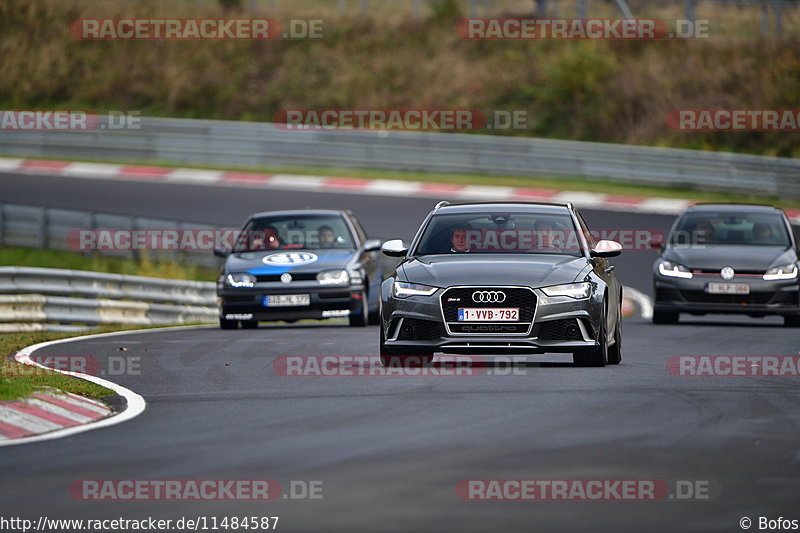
[379,201,624,367]
[653,203,799,326]
[215,209,381,329]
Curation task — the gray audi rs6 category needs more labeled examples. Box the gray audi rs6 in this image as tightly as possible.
[379,201,624,367]
[653,203,799,326]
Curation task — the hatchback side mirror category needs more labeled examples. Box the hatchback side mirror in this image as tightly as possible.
[363,239,382,252]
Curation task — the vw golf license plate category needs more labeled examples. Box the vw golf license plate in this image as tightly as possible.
[706,283,750,295]
[264,294,310,307]
[458,308,519,322]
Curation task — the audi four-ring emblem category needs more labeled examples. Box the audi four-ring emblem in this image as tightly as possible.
[472,290,507,303]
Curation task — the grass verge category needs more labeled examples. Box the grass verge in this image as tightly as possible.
[0,247,218,282]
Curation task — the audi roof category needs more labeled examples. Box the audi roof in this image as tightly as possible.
[433,201,573,214]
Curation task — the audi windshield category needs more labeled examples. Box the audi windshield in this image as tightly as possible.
[412,212,584,256]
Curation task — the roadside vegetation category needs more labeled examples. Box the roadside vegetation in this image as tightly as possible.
[0,247,219,281]
[0,0,798,157]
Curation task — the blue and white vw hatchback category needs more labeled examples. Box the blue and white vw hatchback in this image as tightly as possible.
[215,209,382,329]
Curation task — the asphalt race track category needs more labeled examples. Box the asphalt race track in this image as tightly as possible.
[2,173,799,532]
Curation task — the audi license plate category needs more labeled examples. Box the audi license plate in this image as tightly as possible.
[264,294,310,307]
[706,283,750,295]
[458,308,519,322]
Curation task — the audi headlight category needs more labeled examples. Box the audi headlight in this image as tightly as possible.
[763,263,798,281]
[393,282,438,298]
[541,282,592,299]
[225,273,256,288]
[658,260,693,279]
[317,269,350,286]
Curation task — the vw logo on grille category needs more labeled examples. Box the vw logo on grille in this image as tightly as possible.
[280,273,292,284]
[472,290,507,303]
[720,266,735,280]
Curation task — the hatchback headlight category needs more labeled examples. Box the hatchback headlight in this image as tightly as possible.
[317,269,350,286]
[541,282,592,299]
[763,264,798,281]
[225,273,256,288]
[658,260,693,278]
[393,282,438,298]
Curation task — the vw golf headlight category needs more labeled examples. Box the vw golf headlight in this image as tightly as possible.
[225,273,256,288]
[541,282,592,300]
[393,282,438,298]
[763,264,798,281]
[658,260,693,279]
[317,269,350,286]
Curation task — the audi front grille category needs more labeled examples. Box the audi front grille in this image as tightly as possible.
[439,286,537,336]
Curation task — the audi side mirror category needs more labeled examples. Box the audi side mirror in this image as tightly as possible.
[381,239,408,257]
[590,240,623,258]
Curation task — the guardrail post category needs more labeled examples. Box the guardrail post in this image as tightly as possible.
[131,216,140,262]
[684,0,695,23]
[577,0,587,18]
[37,206,48,249]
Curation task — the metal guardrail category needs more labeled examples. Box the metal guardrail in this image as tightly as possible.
[0,203,223,269]
[1,116,798,197]
[0,267,217,332]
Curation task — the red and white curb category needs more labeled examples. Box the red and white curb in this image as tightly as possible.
[0,389,111,440]
[3,157,792,220]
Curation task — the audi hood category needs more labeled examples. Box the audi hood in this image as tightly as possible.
[398,254,589,288]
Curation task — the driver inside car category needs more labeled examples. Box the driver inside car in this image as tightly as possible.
[251,226,281,250]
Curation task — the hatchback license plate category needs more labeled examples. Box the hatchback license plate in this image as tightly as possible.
[458,308,519,321]
[706,283,750,295]
[264,294,310,307]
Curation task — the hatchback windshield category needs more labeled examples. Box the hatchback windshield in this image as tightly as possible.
[413,212,583,257]
[670,212,790,247]
[234,214,355,252]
